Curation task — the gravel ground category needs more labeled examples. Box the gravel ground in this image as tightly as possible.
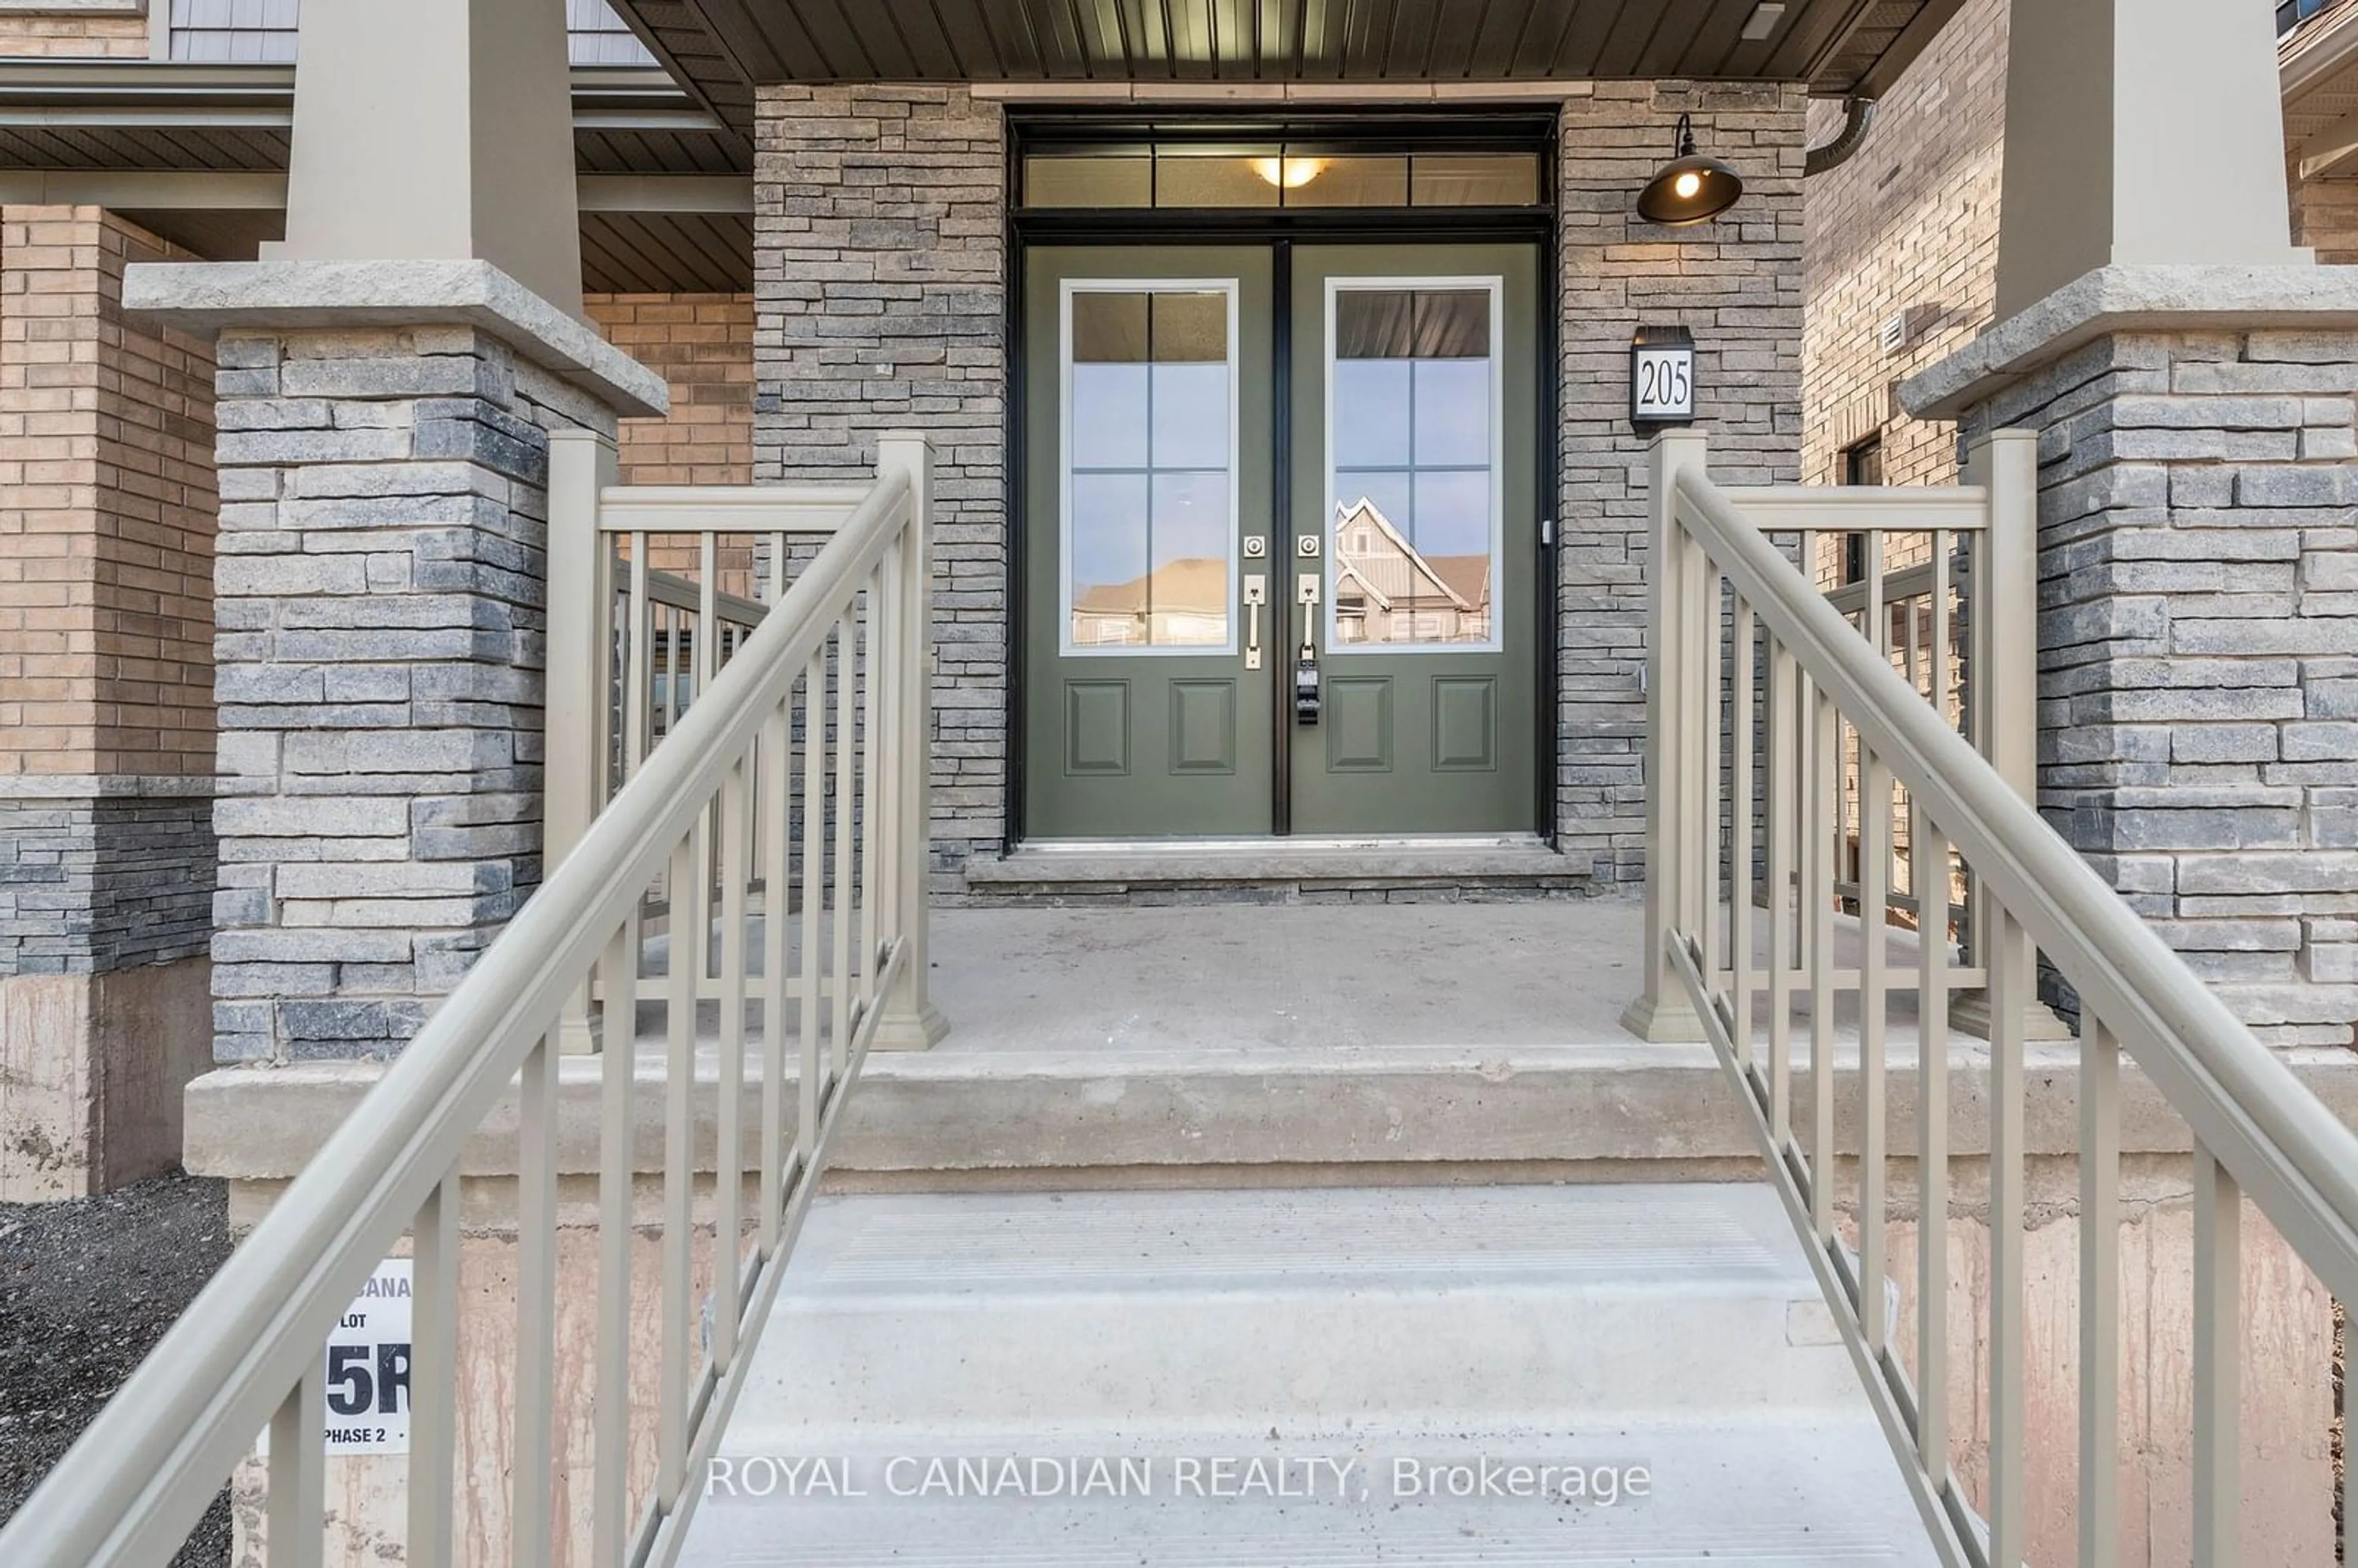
[0,1170,233,1565]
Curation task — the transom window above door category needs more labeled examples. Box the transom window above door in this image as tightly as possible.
[1061,282,1240,654]
[1326,280,1503,653]
[1023,144,1543,210]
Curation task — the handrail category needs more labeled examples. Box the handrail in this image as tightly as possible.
[1672,464,2358,1290]
[1650,427,2358,1567]
[0,446,936,1568]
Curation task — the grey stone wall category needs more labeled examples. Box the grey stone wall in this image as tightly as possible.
[0,785,213,975]
[747,84,1804,886]
[208,324,613,1062]
[1557,82,1807,882]
[752,83,1006,897]
[1959,329,2358,1047]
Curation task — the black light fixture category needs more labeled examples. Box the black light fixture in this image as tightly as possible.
[1636,114,1744,226]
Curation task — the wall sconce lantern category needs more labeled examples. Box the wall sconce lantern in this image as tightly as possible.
[1636,114,1745,225]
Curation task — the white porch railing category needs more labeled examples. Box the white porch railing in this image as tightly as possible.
[0,434,942,1568]
[1648,429,2358,1566]
[544,459,887,1030]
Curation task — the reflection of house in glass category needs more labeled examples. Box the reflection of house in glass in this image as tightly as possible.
[1331,498,1490,646]
[1071,557,1231,647]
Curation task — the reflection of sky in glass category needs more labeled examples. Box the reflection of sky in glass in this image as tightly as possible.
[1151,365,1229,468]
[1413,470,1488,556]
[1151,472,1229,565]
[1072,363,1148,469]
[1333,361,1411,468]
[1070,472,1148,605]
[1414,359,1488,466]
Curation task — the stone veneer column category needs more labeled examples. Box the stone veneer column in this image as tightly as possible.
[753,84,1005,898]
[0,206,218,1198]
[127,262,666,1063]
[1557,82,1805,883]
[1909,270,2358,1047]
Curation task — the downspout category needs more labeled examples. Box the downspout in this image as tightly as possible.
[1804,96,1878,176]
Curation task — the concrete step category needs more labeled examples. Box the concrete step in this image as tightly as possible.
[679,1184,1941,1567]
[728,1186,1853,1437]
[962,836,1592,903]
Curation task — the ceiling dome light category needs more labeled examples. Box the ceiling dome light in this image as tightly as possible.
[1251,156,1326,189]
[1636,114,1743,226]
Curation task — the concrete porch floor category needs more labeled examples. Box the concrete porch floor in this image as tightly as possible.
[189,894,2358,1194]
[920,898,1644,1060]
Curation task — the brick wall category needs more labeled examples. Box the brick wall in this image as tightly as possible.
[1803,0,2007,491]
[2290,173,2358,264]
[0,10,148,58]
[584,292,755,486]
[0,205,217,976]
[1558,83,1807,880]
[0,203,217,1193]
[752,84,1006,896]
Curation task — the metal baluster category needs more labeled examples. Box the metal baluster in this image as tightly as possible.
[2193,1139,2243,1568]
[1859,745,1890,1349]
[696,534,719,702]
[2081,1015,2121,1566]
[591,918,635,1568]
[408,1170,459,1568]
[715,758,750,1371]
[660,828,699,1501]
[857,574,882,1020]
[512,1029,559,1567]
[1767,637,1797,1145]
[1730,598,1756,1071]
[267,1367,325,1568]
[625,533,652,778]
[1809,686,1836,1241]
[1702,566,1724,982]
[1988,902,2028,1568]
[1912,813,1951,1499]
[800,654,827,1150]
[830,621,857,1074]
[759,701,790,1254]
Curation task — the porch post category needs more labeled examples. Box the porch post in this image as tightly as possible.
[1622,429,1710,1044]
[872,432,947,1050]
[1906,0,2358,1046]
[1994,0,2308,319]
[123,0,665,1065]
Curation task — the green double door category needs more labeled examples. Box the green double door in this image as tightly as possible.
[1023,241,1539,839]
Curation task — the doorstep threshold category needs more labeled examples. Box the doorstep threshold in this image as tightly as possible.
[966,833,1588,887]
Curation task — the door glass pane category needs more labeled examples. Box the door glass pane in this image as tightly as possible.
[1026,155,1153,208]
[1327,282,1498,650]
[1066,285,1235,651]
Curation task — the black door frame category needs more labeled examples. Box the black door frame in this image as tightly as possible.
[1004,110,1562,847]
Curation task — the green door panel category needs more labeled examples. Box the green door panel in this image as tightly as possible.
[1285,243,1541,836]
[1022,246,1276,839]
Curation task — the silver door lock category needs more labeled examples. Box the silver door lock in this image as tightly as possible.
[1296,535,1321,558]
[1242,537,1267,559]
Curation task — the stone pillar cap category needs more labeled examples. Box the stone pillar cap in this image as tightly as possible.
[1903,263,2358,421]
[122,257,670,419]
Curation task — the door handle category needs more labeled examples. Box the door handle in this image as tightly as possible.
[1243,574,1266,670]
[1294,576,1321,725]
